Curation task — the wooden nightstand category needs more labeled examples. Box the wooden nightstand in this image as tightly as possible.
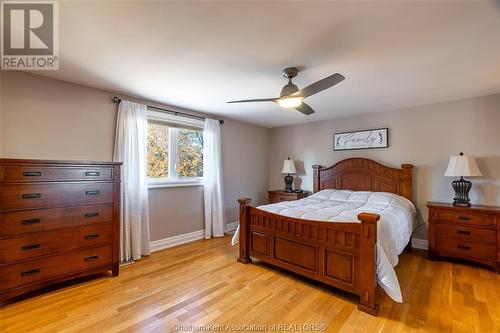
[428,202,500,272]
[268,190,309,204]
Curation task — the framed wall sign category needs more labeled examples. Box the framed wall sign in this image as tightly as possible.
[334,128,389,151]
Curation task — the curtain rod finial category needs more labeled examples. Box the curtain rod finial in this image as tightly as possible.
[112,96,120,103]
[219,119,224,125]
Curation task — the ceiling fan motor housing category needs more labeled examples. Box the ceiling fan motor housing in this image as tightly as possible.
[280,81,299,97]
[282,67,299,79]
[280,67,300,97]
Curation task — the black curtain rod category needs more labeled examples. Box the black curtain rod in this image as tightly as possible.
[112,96,224,125]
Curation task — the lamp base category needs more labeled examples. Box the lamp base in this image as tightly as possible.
[284,174,293,192]
[451,177,472,207]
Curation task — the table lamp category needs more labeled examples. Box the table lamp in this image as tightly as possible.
[282,157,297,192]
[444,152,482,207]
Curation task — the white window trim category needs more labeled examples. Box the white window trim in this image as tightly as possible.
[168,128,178,179]
[148,178,203,189]
[147,109,204,189]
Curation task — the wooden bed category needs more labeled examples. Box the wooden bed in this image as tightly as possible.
[237,158,413,316]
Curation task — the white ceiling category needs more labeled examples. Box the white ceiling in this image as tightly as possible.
[35,1,500,127]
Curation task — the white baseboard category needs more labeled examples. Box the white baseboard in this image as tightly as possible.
[225,221,239,233]
[411,238,429,250]
[150,223,239,253]
[150,229,205,252]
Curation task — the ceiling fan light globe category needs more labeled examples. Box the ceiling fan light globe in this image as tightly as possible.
[277,97,303,108]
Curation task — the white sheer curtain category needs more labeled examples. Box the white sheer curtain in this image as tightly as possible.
[203,119,225,238]
[113,100,151,261]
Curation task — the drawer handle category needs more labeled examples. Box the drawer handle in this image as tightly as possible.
[85,171,100,176]
[21,243,40,251]
[21,268,40,277]
[86,190,100,196]
[23,171,42,177]
[22,193,41,199]
[85,212,99,218]
[84,234,99,240]
[457,230,471,235]
[84,255,99,261]
[21,218,41,225]
[457,216,471,221]
[457,245,471,251]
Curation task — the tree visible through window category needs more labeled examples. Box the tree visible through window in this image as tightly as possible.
[147,123,169,178]
[177,129,203,178]
[147,121,203,181]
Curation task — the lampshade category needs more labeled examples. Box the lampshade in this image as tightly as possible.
[444,153,482,177]
[282,158,297,174]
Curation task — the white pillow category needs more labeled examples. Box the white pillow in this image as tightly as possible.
[309,189,338,200]
[346,191,371,203]
[367,192,395,205]
[326,190,353,201]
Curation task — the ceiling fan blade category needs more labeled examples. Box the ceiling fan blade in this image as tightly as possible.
[295,102,315,115]
[291,73,345,98]
[227,97,278,104]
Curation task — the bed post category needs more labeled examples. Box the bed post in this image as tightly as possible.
[357,212,380,316]
[400,164,413,201]
[237,198,252,264]
[312,165,321,193]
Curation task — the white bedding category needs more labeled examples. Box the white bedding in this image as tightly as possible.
[231,189,416,303]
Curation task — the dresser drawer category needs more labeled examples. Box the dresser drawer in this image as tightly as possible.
[434,209,495,227]
[435,223,496,244]
[0,183,114,211]
[268,191,309,204]
[0,166,113,182]
[435,238,496,260]
[0,203,113,236]
[0,245,112,290]
[0,224,113,263]
[269,196,295,203]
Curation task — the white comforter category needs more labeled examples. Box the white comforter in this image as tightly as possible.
[231,189,416,302]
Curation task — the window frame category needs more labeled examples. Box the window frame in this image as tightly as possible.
[147,109,204,188]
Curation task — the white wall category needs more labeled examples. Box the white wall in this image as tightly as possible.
[222,119,270,223]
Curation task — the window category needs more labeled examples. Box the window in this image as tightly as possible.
[146,110,204,187]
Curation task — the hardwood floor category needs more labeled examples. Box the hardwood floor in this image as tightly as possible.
[0,235,499,333]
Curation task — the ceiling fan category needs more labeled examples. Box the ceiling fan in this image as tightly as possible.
[227,67,345,115]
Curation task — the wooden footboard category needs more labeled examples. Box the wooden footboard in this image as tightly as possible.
[237,198,380,316]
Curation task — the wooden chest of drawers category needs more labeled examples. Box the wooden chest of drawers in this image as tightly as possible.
[0,159,122,301]
[268,190,309,204]
[428,202,500,272]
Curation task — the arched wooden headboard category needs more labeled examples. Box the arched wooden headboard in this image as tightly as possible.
[312,158,413,201]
